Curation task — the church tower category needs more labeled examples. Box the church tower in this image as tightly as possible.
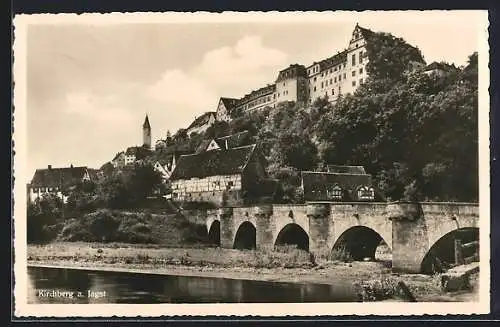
[143,114,151,149]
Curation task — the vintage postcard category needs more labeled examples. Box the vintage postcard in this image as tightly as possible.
[13,10,490,317]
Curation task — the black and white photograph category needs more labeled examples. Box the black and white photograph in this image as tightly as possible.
[13,10,490,317]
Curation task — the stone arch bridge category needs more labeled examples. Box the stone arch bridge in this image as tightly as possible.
[203,202,479,273]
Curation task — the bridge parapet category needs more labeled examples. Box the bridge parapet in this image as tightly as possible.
[386,202,422,221]
[217,207,233,218]
[306,203,331,218]
[253,204,273,218]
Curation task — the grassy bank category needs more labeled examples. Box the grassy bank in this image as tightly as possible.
[27,242,478,302]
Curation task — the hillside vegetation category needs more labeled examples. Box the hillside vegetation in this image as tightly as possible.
[27,31,478,244]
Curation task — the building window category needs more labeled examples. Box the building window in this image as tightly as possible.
[334,66,337,72]
[352,80,356,87]
[360,78,363,84]
[321,82,323,88]
[334,77,337,83]
[352,70,356,77]
[343,73,346,79]
[329,68,332,73]
[339,75,341,81]
[343,63,346,68]
[332,89,335,95]
[359,51,364,63]
[313,86,316,92]
[314,77,317,82]
[352,54,356,66]
[359,67,363,74]
[338,86,341,94]
[330,78,332,84]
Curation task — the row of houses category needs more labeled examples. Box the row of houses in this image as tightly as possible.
[28,130,380,206]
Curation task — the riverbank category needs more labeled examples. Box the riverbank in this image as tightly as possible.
[27,242,479,302]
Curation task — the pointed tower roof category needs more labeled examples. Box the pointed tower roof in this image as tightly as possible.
[143,114,151,129]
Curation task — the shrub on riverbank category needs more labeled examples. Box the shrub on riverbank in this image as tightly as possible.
[58,209,206,245]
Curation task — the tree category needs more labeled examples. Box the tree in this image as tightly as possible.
[122,163,163,206]
[314,52,478,201]
[364,31,426,82]
[27,193,64,243]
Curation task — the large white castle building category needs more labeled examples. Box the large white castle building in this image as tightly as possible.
[213,24,373,123]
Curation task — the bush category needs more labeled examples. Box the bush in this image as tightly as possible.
[354,277,399,301]
[330,244,353,262]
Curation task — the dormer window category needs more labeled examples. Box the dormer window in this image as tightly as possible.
[357,186,375,201]
[328,185,343,200]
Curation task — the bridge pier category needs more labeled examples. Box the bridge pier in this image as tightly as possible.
[254,205,274,251]
[388,202,427,273]
[307,203,332,254]
[219,207,234,248]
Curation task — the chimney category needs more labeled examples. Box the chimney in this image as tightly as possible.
[70,164,73,169]
[48,165,52,170]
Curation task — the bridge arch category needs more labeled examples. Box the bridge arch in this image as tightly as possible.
[274,223,310,251]
[207,220,221,246]
[331,226,391,261]
[420,227,479,274]
[233,221,256,249]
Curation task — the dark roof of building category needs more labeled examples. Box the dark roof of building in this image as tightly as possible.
[215,130,251,149]
[195,139,214,154]
[187,112,216,130]
[357,25,376,39]
[237,84,276,106]
[301,171,376,202]
[318,50,348,71]
[143,115,151,129]
[125,146,152,159]
[163,144,192,155]
[220,97,239,109]
[327,165,367,174]
[424,61,458,72]
[112,151,124,161]
[30,166,90,188]
[170,144,256,180]
[276,64,308,82]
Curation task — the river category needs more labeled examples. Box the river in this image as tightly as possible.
[27,266,360,303]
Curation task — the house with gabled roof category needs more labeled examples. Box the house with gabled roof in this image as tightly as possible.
[215,97,239,122]
[194,130,252,154]
[301,165,383,202]
[28,164,97,203]
[169,143,270,206]
[186,111,216,136]
[423,61,459,77]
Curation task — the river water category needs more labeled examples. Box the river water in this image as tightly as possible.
[27,266,359,303]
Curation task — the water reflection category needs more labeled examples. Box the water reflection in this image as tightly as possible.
[28,266,358,304]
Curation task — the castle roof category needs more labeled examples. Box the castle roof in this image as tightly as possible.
[317,50,348,71]
[170,144,256,180]
[30,165,90,189]
[357,25,376,40]
[276,64,308,82]
[220,97,239,109]
[187,111,216,130]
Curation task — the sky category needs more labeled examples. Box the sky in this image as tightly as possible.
[22,11,486,180]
